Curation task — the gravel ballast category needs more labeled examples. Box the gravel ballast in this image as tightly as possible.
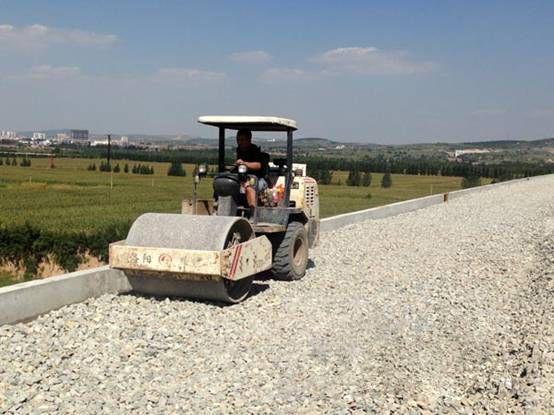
[1,177,553,414]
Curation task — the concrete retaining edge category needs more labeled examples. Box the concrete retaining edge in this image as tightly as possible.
[320,193,444,232]
[0,266,131,325]
[1,173,552,325]
[320,174,552,232]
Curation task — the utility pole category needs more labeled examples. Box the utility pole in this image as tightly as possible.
[107,134,113,197]
[107,134,112,168]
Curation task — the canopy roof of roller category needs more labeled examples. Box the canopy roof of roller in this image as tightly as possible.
[198,115,297,131]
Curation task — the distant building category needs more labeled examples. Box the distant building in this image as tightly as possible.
[32,132,46,141]
[56,133,69,143]
[70,129,89,143]
[119,136,129,146]
[0,130,17,140]
[454,148,490,158]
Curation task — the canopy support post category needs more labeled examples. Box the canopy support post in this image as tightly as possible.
[218,127,225,173]
[284,128,293,206]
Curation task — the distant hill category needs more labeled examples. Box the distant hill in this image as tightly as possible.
[178,136,351,148]
[92,134,194,143]
[295,137,340,147]
[14,128,554,153]
[458,137,554,149]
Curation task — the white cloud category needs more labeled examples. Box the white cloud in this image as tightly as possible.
[230,50,273,64]
[4,66,223,85]
[312,46,436,75]
[0,23,117,50]
[30,65,81,79]
[153,68,226,84]
[529,108,554,118]
[7,65,82,80]
[471,108,505,116]
[259,67,323,83]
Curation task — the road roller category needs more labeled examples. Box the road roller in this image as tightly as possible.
[109,116,319,303]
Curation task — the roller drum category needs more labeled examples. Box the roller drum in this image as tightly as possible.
[125,213,254,303]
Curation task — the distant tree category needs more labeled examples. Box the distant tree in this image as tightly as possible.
[310,169,332,185]
[362,172,372,187]
[113,163,120,173]
[5,158,10,166]
[91,163,96,171]
[461,175,481,189]
[134,164,152,175]
[132,164,138,174]
[124,163,129,173]
[346,168,361,186]
[310,169,320,182]
[167,161,186,176]
[320,169,332,185]
[11,158,17,166]
[0,158,3,165]
[20,158,31,167]
[354,170,362,186]
[491,172,513,184]
[381,172,392,188]
[346,170,354,186]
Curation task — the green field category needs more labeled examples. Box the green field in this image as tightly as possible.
[0,271,15,288]
[0,157,469,230]
[0,157,475,284]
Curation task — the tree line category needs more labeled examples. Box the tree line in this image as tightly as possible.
[1,157,32,167]
[53,147,554,179]
[301,155,552,180]
[87,162,155,175]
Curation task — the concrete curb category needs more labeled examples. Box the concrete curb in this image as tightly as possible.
[320,174,551,232]
[1,174,552,325]
[320,193,444,232]
[0,266,130,325]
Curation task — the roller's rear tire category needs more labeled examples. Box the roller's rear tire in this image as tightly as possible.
[270,221,308,281]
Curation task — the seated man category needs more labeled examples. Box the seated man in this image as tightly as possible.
[235,129,268,212]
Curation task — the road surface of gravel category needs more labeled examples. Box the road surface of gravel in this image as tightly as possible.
[1,176,553,414]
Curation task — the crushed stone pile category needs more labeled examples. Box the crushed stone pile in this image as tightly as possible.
[1,176,553,414]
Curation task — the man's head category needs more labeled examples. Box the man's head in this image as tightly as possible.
[236,129,252,150]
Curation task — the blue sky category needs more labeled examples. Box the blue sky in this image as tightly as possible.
[1,0,553,143]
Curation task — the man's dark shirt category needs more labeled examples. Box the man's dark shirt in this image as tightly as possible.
[237,144,266,178]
